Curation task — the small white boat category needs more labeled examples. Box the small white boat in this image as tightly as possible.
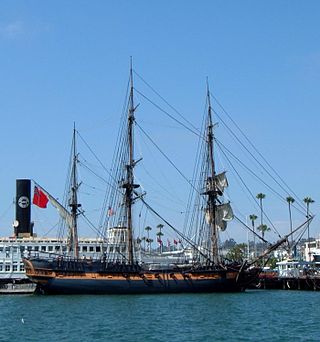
[0,282,36,294]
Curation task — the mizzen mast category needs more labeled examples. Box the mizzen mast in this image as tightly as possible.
[205,82,219,264]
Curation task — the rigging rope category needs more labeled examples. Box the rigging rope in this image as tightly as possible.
[134,88,201,138]
[215,139,306,217]
[215,139,282,238]
[135,122,200,194]
[134,70,201,134]
[211,92,307,211]
[140,197,213,262]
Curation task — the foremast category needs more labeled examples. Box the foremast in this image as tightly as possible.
[121,60,140,265]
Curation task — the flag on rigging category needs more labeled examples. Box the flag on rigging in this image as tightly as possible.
[173,239,178,245]
[107,206,114,217]
[32,186,49,208]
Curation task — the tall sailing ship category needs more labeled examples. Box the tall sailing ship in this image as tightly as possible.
[23,65,301,294]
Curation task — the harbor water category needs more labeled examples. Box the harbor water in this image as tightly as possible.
[0,290,318,342]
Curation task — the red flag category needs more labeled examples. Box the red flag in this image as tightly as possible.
[174,239,178,245]
[157,237,162,245]
[32,186,49,208]
[167,239,171,247]
[107,206,114,217]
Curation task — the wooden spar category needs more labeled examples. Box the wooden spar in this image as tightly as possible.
[68,124,80,259]
[124,58,139,265]
[206,82,219,264]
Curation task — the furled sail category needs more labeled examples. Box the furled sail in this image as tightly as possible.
[216,202,233,231]
[205,202,234,231]
[214,172,228,194]
[204,172,228,195]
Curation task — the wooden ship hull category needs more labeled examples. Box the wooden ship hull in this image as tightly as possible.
[24,258,257,294]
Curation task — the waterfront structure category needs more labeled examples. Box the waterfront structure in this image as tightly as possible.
[303,238,320,262]
[0,237,105,282]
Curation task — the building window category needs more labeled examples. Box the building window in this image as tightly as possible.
[41,246,46,251]
[20,264,25,272]
[5,264,10,272]
[48,246,53,252]
[89,246,94,252]
[13,265,18,272]
[96,246,101,253]
[35,246,39,251]
[0,264,3,271]
[82,246,87,252]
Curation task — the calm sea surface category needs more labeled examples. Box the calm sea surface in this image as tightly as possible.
[0,290,318,342]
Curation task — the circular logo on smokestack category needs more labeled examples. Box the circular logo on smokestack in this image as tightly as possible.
[18,196,30,208]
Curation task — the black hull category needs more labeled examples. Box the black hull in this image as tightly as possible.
[24,258,257,295]
[35,277,245,295]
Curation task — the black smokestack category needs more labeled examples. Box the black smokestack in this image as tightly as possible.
[15,179,32,237]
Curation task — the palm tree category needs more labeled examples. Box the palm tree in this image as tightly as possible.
[157,223,164,232]
[304,197,315,217]
[146,238,153,252]
[249,214,258,258]
[286,196,295,253]
[256,193,266,227]
[141,236,146,251]
[145,226,152,253]
[156,224,164,253]
[156,231,164,239]
[257,224,270,239]
[304,197,315,260]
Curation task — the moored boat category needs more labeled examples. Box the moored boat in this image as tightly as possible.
[0,281,36,294]
[257,259,320,291]
[23,63,307,294]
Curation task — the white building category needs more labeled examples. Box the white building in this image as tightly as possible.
[304,239,320,262]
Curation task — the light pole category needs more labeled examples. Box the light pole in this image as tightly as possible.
[249,214,258,258]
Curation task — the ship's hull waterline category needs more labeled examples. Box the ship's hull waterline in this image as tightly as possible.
[24,258,255,294]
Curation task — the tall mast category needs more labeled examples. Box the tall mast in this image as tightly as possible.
[123,58,139,264]
[68,123,80,258]
[206,81,219,264]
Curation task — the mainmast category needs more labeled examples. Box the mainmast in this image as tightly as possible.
[68,124,80,259]
[205,82,219,264]
[122,59,139,264]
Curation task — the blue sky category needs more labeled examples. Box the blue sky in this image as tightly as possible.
[0,1,319,242]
